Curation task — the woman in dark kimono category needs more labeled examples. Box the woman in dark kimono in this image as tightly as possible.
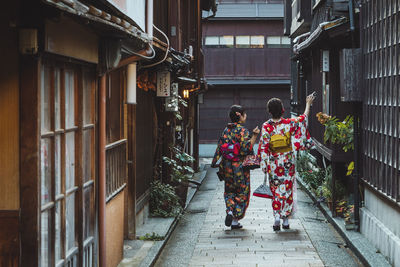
[212,105,260,229]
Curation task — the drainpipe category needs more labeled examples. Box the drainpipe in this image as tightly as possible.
[196,0,202,87]
[99,75,107,267]
[349,0,360,231]
[147,0,154,40]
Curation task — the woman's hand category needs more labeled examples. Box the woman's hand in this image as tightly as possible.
[252,126,260,135]
[306,92,316,105]
[304,92,316,116]
[250,126,260,146]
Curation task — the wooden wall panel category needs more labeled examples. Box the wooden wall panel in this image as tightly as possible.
[106,190,125,267]
[0,0,20,210]
[45,17,98,64]
[0,211,19,267]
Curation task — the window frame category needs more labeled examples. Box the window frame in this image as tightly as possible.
[39,57,97,267]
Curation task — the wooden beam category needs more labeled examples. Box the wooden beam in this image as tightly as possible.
[20,56,40,267]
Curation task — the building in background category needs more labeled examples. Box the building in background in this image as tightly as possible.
[200,0,291,144]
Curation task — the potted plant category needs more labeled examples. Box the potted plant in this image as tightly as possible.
[344,204,356,230]
[150,180,182,217]
[163,146,195,206]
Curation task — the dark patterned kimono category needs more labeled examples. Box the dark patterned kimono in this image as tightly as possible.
[212,123,253,220]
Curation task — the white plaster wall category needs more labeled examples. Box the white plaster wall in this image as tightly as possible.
[127,0,146,31]
[360,188,400,266]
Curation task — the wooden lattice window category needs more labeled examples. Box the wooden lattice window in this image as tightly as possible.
[362,0,400,201]
[40,60,97,267]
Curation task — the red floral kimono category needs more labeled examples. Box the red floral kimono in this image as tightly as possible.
[257,114,313,219]
[212,123,253,220]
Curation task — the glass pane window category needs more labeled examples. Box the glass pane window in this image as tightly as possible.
[66,194,76,251]
[83,71,94,124]
[84,187,93,239]
[40,211,51,267]
[250,36,265,48]
[55,69,61,130]
[267,36,291,48]
[55,202,62,263]
[236,36,250,48]
[219,36,234,48]
[267,36,281,48]
[55,135,61,196]
[65,132,75,190]
[41,66,51,133]
[204,36,219,47]
[83,130,93,183]
[41,138,52,205]
[281,36,291,48]
[65,69,75,128]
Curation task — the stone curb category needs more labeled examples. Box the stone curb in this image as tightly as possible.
[297,177,391,267]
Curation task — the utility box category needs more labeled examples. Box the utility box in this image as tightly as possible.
[339,48,362,102]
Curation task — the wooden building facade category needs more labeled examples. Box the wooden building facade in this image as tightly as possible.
[0,0,214,266]
[285,0,400,265]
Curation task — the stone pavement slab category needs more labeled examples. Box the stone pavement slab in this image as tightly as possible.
[155,163,363,267]
[188,168,325,267]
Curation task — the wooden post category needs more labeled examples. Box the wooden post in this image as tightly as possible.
[127,104,136,239]
[20,56,40,267]
[99,75,106,267]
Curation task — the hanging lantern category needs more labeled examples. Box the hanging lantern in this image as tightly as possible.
[183,89,190,99]
[127,63,137,104]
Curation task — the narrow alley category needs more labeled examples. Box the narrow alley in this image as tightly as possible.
[154,162,362,267]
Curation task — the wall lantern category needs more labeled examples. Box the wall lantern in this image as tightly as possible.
[183,89,190,99]
[127,62,137,104]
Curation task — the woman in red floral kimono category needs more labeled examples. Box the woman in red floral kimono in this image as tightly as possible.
[257,94,315,231]
[212,105,260,229]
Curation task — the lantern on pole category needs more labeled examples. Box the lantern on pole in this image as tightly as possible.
[127,63,137,104]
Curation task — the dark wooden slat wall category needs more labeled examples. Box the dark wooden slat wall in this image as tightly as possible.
[199,86,290,142]
[362,0,400,201]
[203,20,291,79]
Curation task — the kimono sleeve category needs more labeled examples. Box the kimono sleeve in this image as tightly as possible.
[258,123,271,172]
[291,114,314,151]
[238,127,253,156]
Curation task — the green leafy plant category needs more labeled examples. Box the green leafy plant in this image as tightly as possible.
[317,165,347,201]
[322,115,354,152]
[300,168,325,192]
[138,232,164,241]
[174,95,187,121]
[163,146,195,183]
[317,113,355,175]
[297,152,325,192]
[150,180,182,217]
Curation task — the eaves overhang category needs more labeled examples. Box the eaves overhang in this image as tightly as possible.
[293,17,348,54]
[41,0,150,44]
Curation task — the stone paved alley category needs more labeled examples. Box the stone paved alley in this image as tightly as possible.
[154,163,363,267]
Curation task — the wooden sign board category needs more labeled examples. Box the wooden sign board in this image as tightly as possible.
[157,71,171,97]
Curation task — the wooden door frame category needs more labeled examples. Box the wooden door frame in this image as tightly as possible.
[20,56,41,267]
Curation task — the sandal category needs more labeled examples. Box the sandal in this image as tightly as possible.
[231,223,243,229]
[273,225,281,231]
[225,214,233,227]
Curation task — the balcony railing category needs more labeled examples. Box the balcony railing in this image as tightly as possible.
[106,139,127,202]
